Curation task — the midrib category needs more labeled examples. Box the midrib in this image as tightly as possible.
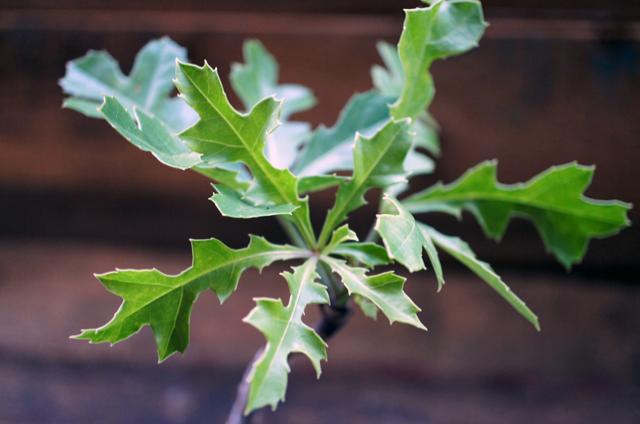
[321,125,403,243]
[252,258,318,397]
[323,257,407,318]
[407,192,622,224]
[183,69,296,206]
[113,249,305,323]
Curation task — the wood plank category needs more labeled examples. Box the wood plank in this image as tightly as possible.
[2,0,639,18]
[1,242,638,422]
[1,12,637,268]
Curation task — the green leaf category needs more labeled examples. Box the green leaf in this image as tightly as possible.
[230,40,315,119]
[413,113,441,157]
[230,40,315,169]
[321,256,426,330]
[420,224,540,330]
[354,294,379,320]
[175,61,315,244]
[323,224,358,254]
[371,41,404,98]
[317,119,412,246]
[244,258,329,413]
[331,243,391,268]
[375,196,444,290]
[60,37,195,132]
[369,40,440,186]
[404,161,632,268]
[391,0,486,119]
[265,121,312,170]
[293,91,393,176]
[210,184,298,218]
[99,96,201,170]
[297,175,347,195]
[404,149,435,177]
[61,38,250,188]
[74,236,308,361]
[196,162,251,193]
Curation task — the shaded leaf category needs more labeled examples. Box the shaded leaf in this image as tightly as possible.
[331,242,391,268]
[74,236,308,361]
[61,38,251,190]
[354,295,379,320]
[60,37,195,132]
[294,91,393,176]
[230,40,315,169]
[371,41,404,98]
[196,162,251,193]
[100,96,201,170]
[244,258,328,413]
[230,40,315,119]
[404,161,632,268]
[210,184,298,218]
[297,175,347,195]
[265,121,311,170]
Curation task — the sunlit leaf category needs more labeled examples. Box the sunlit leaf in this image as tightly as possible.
[74,237,308,361]
[404,161,632,268]
[244,258,328,413]
[420,224,540,330]
[376,196,444,290]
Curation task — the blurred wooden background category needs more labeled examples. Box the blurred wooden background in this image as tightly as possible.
[1,0,639,422]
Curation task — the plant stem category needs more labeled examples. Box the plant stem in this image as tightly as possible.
[226,300,352,424]
[276,216,306,248]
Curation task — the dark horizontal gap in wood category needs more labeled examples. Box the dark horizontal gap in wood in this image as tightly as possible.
[2,188,638,282]
[2,0,639,17]
[1,10,639,40]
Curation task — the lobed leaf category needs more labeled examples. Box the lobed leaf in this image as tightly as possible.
[321,256,426,330]
[331,242,391,268]
[297,175,347,195]
[323,224,359,254]
[403,161,632,268]
[369,41,440,183]
[175,61,315,244]
[99,96,201,170]
[74,236,308,361]
[391,0,486,120]
[230,39,315,120]
[230,40,316,169]
[375,196,444,290]
[61,38,251,191]
[317,119,412,246]
[419,224,540,330]
[354,295,380,320]
[371,41,404,98]
[210,184,298,218]
[60,37,196,132]
[294,91,393,177]
[244,258,329,413]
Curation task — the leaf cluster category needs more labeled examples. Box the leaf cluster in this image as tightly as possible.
[60,0,631,415]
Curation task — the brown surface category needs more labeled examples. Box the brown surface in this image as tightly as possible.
[1,242,639,422]
[2,1,639,20]
[1,2,639,423]
[1,7,638,270]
